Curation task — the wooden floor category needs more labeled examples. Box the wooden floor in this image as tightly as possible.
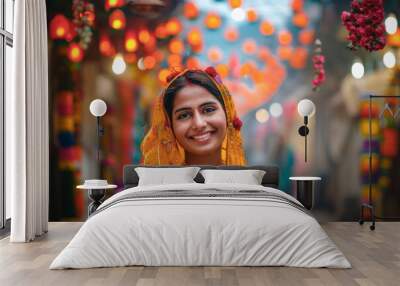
[0,222,399,286]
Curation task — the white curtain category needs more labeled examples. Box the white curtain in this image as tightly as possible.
[7,0,49,242]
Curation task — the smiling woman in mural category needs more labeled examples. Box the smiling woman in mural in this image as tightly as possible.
[141,67,246,165]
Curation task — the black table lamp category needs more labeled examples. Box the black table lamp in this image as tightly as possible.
[297,99,316,162]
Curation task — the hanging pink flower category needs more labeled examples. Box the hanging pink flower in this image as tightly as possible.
[311,39,325,91]
[341,0,386,52]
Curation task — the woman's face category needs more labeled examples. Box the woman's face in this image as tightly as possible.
[171,84,227,156]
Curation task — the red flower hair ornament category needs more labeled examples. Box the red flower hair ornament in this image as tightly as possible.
[205,66,223,84]
[232,116,243,130]
[166,70,182,83]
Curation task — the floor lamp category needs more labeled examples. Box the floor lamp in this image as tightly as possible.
[77,99,112,216]
[89,99,107,167]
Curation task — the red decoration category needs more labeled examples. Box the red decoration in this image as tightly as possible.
[205,13,222,30]
[153,50,164,62]
[292,12,308,28]
[312,55,325,89]
[72,0,95,49]
[125,31,138,52]
[83,10,95,26]
[59,147,80,161]
[186,57,201,69]
[57,91,74,116]
[50,15,70,40]
[155,23,168,39]
[229,0,242,9]
[242,39,257,54]
[215,64,229,78]
[143,56,156,70]
[99,34,116,57]
[341,0,386,51]
[224,27,239,42]
[138,29,150,44]
[168,54,182,68]
[105,0,125,10]
[289,47,308,69]
[159,69,171,85]
[278,30,293,46]
[205,66,218,78]
[109,9,126,30]
[184,2,199,20]
[208,47,223,63]
[311,39,326,91]
[144,34,157,52]
[187,28,203,51]
[291,0,304,12]
[387,29,400,47]
[246,9,258,23]
[257,47,272,62]
[169,38,184,54]
[359,102,379,118]
[67,43,84,63]
[298,29,315,45]
[278,46,293,60]
[166,17,182,36]
[360,155,379,173]
[381,129,398,157]
[65,22,77,42]
[166,70,181,83]
[124,53,137,64]
[232,117,243,130]
[259,21,274,36]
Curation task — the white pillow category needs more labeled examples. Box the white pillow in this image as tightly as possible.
[200,169,266,185]
[135,167,200,186]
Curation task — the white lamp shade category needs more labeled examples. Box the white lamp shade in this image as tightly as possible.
[297,99,315,117]
[89,99,107,117]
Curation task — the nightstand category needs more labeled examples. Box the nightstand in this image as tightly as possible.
[289,177,321,210]
[77,182,117,216]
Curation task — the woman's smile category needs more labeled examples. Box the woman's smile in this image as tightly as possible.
[188,130,216,143]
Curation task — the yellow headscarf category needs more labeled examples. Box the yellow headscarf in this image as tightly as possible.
[141,67,246,166]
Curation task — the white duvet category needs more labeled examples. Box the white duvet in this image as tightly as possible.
[50,183,351,269]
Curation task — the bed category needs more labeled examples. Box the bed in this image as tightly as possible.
[50,165,351,269]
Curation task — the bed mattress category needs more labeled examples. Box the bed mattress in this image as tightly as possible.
[50,183,351,269]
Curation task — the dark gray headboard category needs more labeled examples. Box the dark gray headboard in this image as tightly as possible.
[123,165,279,189]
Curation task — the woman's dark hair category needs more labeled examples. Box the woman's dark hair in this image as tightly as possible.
[163,70,225,121]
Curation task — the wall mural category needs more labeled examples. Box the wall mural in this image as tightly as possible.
[46,0,400,221]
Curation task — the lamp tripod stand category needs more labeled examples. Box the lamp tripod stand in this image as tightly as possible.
[359,94,400,231]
